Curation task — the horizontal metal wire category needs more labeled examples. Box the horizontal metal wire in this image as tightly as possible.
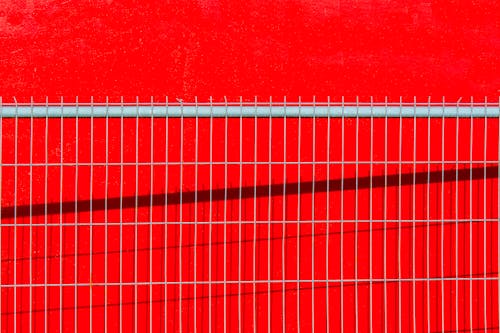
[1,277,497,288]
[0,219,497,227]
[1,161,499,166]
[0,105,498,117]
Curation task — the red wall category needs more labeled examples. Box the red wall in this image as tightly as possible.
[1,1,499,332]
[0,0,498,102]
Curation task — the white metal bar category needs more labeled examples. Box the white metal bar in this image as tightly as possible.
[2,105,499,118]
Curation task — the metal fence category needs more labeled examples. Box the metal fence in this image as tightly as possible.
[0,97,499,332]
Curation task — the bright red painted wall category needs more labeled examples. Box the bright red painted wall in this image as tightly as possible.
[0,1,499,332]
[0,0,498,102]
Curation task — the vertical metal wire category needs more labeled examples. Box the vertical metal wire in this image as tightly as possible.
[13,97,18,333]
[369,96,374,333]
[238,96,243,333]
[134,96,139,333]
[119,96,124,333]
[60,96,64,333]
[455,96,460,332]
[497,95,500,333]
[355,96,359,333]
[297,96,302,333]
[267,96,272,333]
[0,96,2,333]
[483,96,488,331]
[325,96,331,333]
[223,96,228,333]
[311,97,316,333]
[164,96,169,333]
[383,96,388,333]
[74,96,79,333]
[104,97,109,333]
[441,96,446,333]
[469,97,474,333]
[194,96,199,333]
[412,96,417,333]
[90,96,95,332]
[44,96,49,333]
[253,96,258,333]
[149,97,154,333]
[208,96,213,333]
[340,96,345,333]
[281,96,287,333]
[29,97,34,333]
[398,96,402,333]
[178,99,184,333]
[426,96,431,333]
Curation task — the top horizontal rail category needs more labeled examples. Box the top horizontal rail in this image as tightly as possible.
[0,105,498,117]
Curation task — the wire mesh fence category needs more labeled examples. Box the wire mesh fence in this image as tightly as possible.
[0,98,499,332]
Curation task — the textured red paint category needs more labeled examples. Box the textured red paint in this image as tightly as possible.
[0,0,498,102]
[1,1,500,332]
